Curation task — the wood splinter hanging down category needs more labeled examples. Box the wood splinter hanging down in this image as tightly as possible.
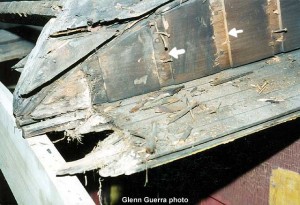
[10,0,300,177]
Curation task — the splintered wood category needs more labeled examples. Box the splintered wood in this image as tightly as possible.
[57,50,300,176]
[10,0,300,177]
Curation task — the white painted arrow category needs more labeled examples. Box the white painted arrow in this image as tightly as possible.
[229,28,244,38]
[169,47,186,59]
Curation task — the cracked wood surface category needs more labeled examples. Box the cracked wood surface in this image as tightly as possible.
[0,82,94,205]
[56,50,300,176]
[11,0,300,177]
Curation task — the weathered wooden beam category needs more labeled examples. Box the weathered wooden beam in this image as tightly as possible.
[0,82,95,205]
[0,1,62,26]
[0,29,34,63]
[56,50,300,177]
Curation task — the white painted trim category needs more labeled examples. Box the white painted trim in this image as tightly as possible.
[0,82,95,205]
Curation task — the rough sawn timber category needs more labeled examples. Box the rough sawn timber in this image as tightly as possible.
[11,0,300,177]
[55,50,300,177]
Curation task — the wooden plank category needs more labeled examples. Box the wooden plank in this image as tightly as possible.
[30,67,91,119]
[51,0,176,34]
[56,50,300,177]
[16,19,118,96]
[107,54,299,129]
[280,0,300,52]
[0,1,61,26]
[12,0,287,122]
[0,29,34,63]
[11,0,300,138]
[99,23,161,102]
[9,0,300,177]
[224,0,274,66]
[0,29,20,44]
[141,110,300,173]
[0,82,94,205]
[163,0,221,84]
[0,39,34,63]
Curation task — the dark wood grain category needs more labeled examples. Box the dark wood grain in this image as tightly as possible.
[225,0,274,67]
[164,0,220,84]
[280,0,300,52]
[99,23,161,102]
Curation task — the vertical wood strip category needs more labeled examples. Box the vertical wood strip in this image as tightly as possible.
[220,0,233,67]
[210,0,231,69]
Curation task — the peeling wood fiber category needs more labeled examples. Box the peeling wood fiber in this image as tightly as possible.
[11,0,300,177]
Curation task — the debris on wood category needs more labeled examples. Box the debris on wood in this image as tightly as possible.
[130,100,148,113]
[185,97,195,120]
[103,102,122,113]
[167,101,199,124]
[57,131,143,177]
[191,88,207,97]
[129,85,184,112]
[154,105,177,113]
[210,71,253,86]
[178,126,193,142]
[209,103,222,114]
[189,87,198,93]
[8,0,300,178]
[161,85,185,96]
[288,55,296,62]
[266,56,281,64]
[272,28,288,33]
[251,80,270,94]
[258,98,285,104]
[258,81,269,94]
[76,114,113,135]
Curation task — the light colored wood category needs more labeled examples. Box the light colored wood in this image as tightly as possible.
[0,82,95,205]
